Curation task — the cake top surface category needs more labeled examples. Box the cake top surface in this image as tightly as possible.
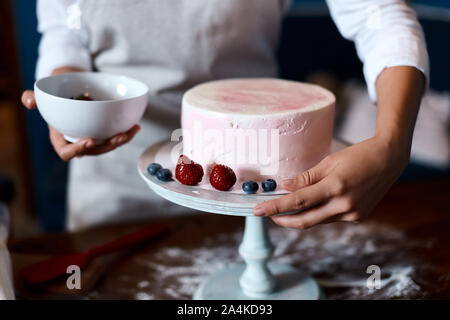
[183,78,335,115]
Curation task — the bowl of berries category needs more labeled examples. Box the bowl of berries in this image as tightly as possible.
[34,72,148,143]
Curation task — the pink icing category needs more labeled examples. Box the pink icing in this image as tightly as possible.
[181,78,335,182]
[184,78,333,114]
[216,80,329,112]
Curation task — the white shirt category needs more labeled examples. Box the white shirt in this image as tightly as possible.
[36,0,429,102]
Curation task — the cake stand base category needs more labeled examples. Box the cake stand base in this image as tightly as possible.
[193,263,320,300]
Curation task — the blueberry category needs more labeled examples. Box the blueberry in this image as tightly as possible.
[156,168,172,181]
[262,179,277,192]
[147,163,162,175]
[242,180,258,194]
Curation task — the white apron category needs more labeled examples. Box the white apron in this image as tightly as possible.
[68,0,290,230]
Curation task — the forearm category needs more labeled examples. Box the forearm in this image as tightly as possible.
[51,66,85,75]
[374,66,425,162]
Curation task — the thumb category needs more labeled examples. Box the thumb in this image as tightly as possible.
[281,160,327,191]
[21,90,37,110]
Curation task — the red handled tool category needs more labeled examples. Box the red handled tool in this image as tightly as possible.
[20,223,169,284]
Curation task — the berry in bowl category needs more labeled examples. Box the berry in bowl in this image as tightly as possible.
[34,72,149,143]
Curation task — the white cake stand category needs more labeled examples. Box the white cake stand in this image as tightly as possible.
[138,139,348,300]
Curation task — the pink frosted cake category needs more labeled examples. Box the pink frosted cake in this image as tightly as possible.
[181,78,335,182]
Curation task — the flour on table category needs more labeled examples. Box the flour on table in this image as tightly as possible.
[105,221,436,300]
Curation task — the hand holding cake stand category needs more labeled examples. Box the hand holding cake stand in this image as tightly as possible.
[138,139,348,300]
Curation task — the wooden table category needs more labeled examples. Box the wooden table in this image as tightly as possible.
[9,178,450,299]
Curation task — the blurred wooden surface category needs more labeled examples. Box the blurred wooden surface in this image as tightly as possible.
[9,178,450,300]
[0,0,38,238]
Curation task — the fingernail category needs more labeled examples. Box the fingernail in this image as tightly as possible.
[253,206,266,216]
[117,135,126,144]
[26,98,33,106]
[86,140,95,148]
[282,179,296,188]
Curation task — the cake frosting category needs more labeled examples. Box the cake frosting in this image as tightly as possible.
[181,78,335,182]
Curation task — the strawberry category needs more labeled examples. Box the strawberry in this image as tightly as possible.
[175,155,204,185]
[209,164,237,191]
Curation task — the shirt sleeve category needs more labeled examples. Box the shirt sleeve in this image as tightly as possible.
[325,0,429,102]
[36,0,91,79]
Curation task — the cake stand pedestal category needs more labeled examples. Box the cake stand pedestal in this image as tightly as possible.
[138,140,347,300]
[194,216,319,299]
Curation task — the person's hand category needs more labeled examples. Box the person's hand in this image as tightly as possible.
[253,136,409,229]
[21,90,141,161]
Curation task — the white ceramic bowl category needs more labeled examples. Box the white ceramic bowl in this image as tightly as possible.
[34,72,149,143]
